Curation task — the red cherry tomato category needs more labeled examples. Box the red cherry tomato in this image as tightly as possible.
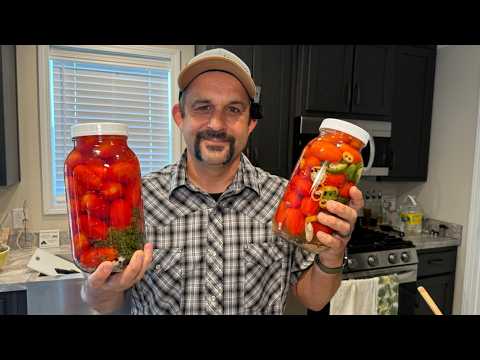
[65,149,85,170]
[275,200,288,224]
[291,175,313,197]
[100,181,124,202]
[73,232,90,257]
[284,190,302,208]
[66,175,86,199]
[124,180,141,208]
[80,247,118,269]
[284,208,305,236]
[79,215,108,241]
[349,138,365,151]
[311,222,334,235]
[323,173,347,188]
[304,140,342,163]
[339,182,354,199]
[110,199,133,229]
[73,165,102,191]
[300,197,320,216]
[95,141,124,160]
[300,156,321,170]
[80,193,109,219]
[108,161,139,184]
[76,136,98,154]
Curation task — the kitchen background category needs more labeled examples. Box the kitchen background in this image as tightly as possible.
[0,45,479,315]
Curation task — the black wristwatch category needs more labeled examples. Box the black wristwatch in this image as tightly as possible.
[314,253,347,274]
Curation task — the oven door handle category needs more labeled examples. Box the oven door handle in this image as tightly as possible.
[344,266,417,284]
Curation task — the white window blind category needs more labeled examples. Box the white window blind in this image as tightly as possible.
[49,50,174,201]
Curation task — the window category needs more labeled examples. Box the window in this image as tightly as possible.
[38,45,182,214]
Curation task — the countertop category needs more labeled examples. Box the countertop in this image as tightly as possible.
[404,234,461,250]
[0,245,84,292]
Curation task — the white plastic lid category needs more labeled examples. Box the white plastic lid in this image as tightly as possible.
[319,118,370,145]
[71,122,128,138]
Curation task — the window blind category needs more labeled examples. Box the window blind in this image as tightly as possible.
[50,57,173,201]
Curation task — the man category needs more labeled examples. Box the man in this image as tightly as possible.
[82,48,364,314]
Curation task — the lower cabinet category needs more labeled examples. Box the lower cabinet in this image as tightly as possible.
[0,290,27,315]
[415,247,457,315]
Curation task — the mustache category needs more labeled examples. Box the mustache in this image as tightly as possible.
[196,129,234,142]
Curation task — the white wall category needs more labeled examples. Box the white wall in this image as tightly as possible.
[361,45,480,314]
[0,45,195,233]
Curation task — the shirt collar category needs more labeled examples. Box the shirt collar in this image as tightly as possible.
[168,150,260,198]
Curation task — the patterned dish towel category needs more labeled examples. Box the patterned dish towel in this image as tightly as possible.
[330,274,400,315]
[377,274,399,315]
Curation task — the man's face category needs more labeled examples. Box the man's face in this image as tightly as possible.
[173,71,257,166]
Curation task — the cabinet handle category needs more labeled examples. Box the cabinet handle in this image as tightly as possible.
[345,82,351,106]
[428,258,444,265]
[354,83,361,105]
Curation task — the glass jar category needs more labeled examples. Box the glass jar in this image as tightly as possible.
[272,118,374,254]
[64,123,145,273]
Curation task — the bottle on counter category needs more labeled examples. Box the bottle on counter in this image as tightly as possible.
[399,195,424,235]
[272,118,375,253]
[64,123,146,273]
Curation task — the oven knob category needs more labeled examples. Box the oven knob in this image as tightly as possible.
[347,258,356,269]
[401,252,410,262]
[388,253,397,264]
[367,256,378,266]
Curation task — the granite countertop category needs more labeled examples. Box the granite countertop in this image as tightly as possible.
[0,244,83,291]
[404,234,461,250]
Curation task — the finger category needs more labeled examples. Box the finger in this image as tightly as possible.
[349,186,364,212]
[88,261,114,289]
[134,242,154,283]
[326,200,358,225]
[317,211,352,237]
[315,230,345,251]
[115,250,145,289]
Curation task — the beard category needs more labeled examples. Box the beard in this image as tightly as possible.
[194,129,236,165]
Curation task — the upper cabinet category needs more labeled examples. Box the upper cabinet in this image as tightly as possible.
[387,46,436,181]
[0,45,20,187]
[296,45,395,117]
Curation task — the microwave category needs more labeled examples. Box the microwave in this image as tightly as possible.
[291,116,392,177]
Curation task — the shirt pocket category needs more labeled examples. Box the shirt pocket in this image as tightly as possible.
[244,241,288,314]
[137,247,184,314]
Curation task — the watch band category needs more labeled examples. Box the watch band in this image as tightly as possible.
[314,254,346,274]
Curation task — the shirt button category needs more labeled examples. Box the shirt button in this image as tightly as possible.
[210,295,215,302]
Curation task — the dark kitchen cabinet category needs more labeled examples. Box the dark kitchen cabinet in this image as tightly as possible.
[0,45,20,186]
[387,46,436,181]
[195,45,294,178]
[0,290,27,314]
[295,45,394,117]
[415,247,457,315]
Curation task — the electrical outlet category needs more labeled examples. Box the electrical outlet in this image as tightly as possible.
[12,208,27,230]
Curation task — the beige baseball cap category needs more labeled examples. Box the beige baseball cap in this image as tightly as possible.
[178,48,257,99]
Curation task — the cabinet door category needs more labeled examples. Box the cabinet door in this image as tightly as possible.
[0,45,20,186]
[415,274,454,315]
[0,290,28,314]
[351,45,394,115]
[299,45,354,114]
[388,46,436,180]
[250,45,293,178]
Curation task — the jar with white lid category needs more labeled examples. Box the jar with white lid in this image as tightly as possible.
[272,118,374,254]
[64,123,145,272]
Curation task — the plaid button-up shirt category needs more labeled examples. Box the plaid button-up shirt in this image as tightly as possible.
[130,151,315,315]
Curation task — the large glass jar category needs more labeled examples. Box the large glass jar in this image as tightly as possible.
[272,118,374,254]
[64,123,145,273]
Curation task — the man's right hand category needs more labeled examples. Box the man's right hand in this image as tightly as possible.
[82,242,153,313]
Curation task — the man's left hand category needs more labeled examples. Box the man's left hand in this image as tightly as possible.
[314,186,364,268]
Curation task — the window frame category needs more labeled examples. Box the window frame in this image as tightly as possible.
[38,45,182,215]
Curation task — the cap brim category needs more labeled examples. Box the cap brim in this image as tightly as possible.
[178,56,256,99]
